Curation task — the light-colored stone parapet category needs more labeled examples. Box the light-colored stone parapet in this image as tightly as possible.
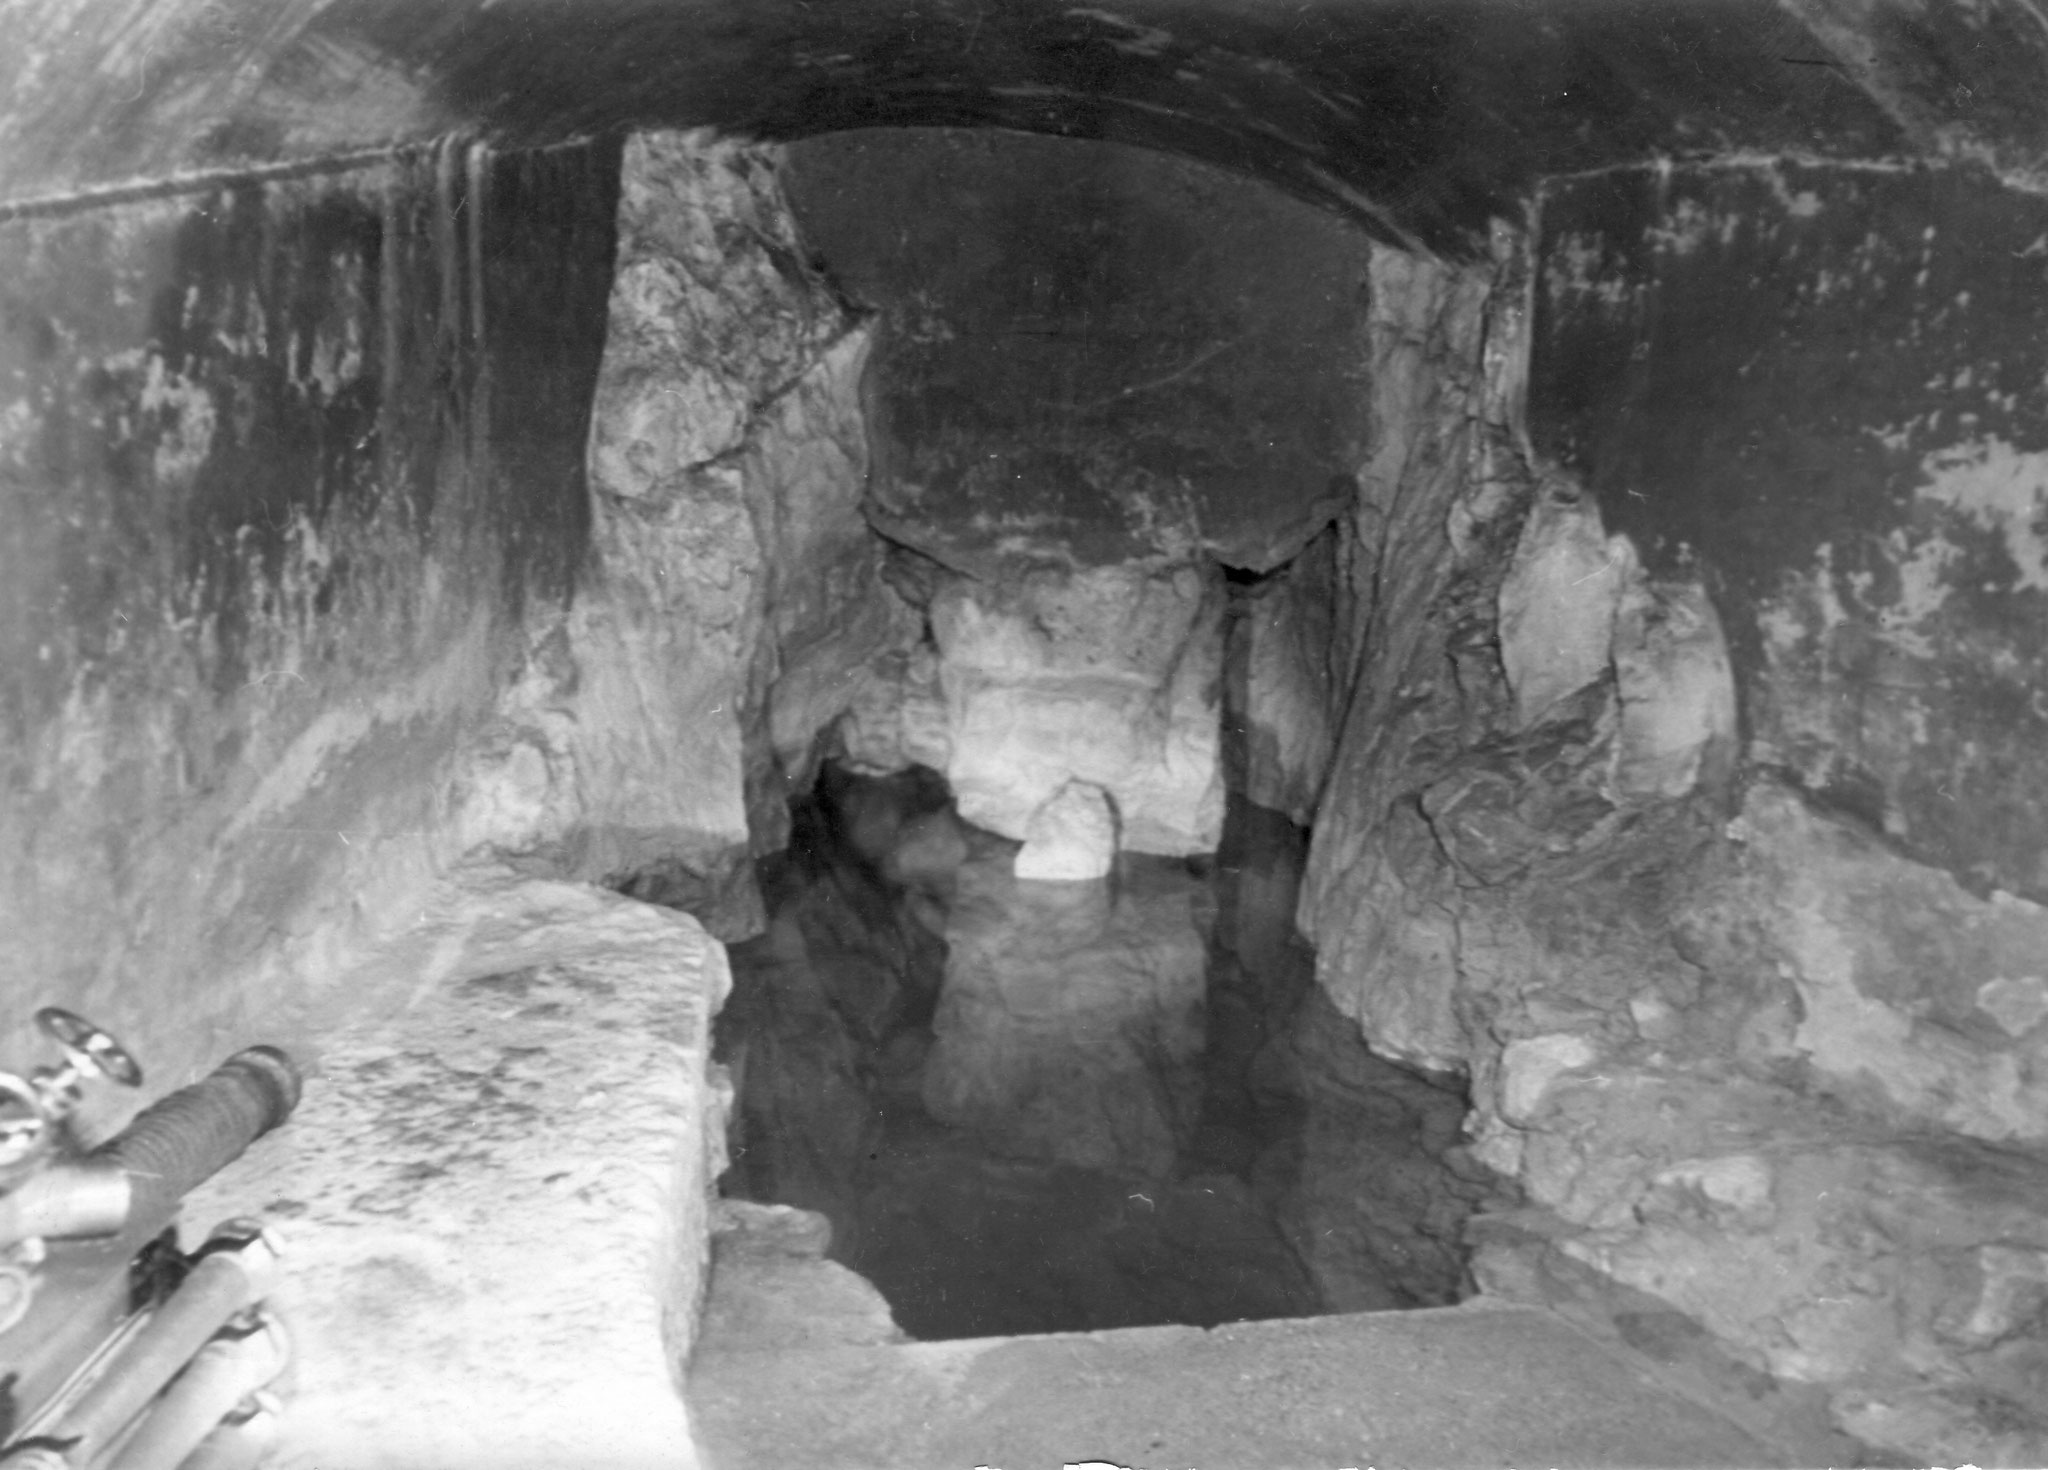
[183,867,728,1470]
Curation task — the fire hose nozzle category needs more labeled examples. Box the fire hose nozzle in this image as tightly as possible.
[0,1045,302,1252]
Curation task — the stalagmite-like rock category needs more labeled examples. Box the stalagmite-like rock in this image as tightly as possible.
[921,841,1209,1176]
[924,562,1225,857]
[1014,779,1118,881]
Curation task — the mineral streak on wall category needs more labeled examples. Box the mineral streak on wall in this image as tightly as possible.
[1531,160,2048,902]
[0,138,622,1077]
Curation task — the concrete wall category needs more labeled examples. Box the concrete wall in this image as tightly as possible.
[1,139,620,1082]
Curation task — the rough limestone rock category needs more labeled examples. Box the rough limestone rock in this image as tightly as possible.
[183,869,727,1470]
[458,132,907,935]
[1295,201,2048,1468]
[785,129,1378,581]
[1295,244,1499,1070]
[1226,530,1340,825]
[1733,781,2048,1144]
[922,839,1209,1176]
[833,641,955,777]
[1014,779,1118,881]
[1497,489,1628,730]
[924,562,1225,857]
[588,133,846,490]
[1438,777,2048,1463]
[697,1200,906,1354]
[1611,574,1738,800]
[1490,1060,2048,1467]
[1535,163,2048,908]
[747,330,922,794]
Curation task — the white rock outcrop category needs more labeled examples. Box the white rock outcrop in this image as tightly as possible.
[919,561,1225,857]
[1497,489,1628,730]
[1014,779,1119,881]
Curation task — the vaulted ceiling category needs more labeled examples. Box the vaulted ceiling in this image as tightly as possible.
[7,0,2048,254]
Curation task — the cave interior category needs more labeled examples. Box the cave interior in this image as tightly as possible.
[6,2,2048,1468]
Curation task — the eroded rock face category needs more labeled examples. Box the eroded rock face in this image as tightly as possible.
[922,837,1211,1177]
[1294,209,2048,1463]
[1224,532,1342,826]
[463,131,911,936]
[1497,487,1627,730]
[1709,784,2048,1143]
[848,560,1226,858]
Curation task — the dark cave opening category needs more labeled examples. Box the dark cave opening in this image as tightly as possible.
[708,759,1497,1341]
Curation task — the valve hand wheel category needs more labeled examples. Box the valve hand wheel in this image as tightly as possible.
[35,1007,144,1089]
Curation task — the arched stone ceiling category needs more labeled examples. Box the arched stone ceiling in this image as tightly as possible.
[5,0,2047,254]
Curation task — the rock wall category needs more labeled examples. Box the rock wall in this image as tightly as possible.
[1297,167,2048,1465]
[1297,242,1506,1064]
[2,131,913,1440]
[1223,533,1341,826]
[794,126,1393,863]
[1533,160,2048,904]
[479,131,904,935]
[1,127,895,1069]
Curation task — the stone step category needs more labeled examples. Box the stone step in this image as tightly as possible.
[688,1300,1800,1470]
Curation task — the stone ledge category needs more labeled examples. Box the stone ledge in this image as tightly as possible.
[689,1300,1796,1470]
[183,868,727,1470]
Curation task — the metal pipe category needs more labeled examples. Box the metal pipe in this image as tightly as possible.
[166,1398,280,1470]
[21,1230,279,1466]
[103,1314,289,1470]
